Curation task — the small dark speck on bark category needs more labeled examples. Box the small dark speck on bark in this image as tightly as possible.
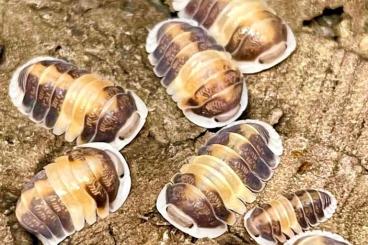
[0,45,4,63]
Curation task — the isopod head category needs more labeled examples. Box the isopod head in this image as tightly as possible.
[156,182,228,239]
[9,56,148,150]
[15,143,131,245]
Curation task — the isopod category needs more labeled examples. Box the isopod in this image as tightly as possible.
[244,189,337,245]
[15,143,131,245]
[172,0,297,73]
[156,119,282,238]
[285,230,351,245]
[9,56,148,150]
[146,19,248,128]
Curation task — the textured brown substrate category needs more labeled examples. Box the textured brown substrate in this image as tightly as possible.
[0,0,368,244]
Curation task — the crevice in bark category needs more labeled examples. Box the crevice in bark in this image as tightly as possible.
[303,7,344,26]
[302,6,344,40]
[193,129,208,143]
[108,224,117,245]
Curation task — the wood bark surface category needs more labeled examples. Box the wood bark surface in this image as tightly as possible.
[0,0,367,244]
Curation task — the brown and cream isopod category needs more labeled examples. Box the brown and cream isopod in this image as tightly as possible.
[9,57,148,150]
[156,120,282,238]
[15,143,131,245]
[172,0,297,73]
[285,231,351,245]
[244,189,337,245]
[146,19,248,128]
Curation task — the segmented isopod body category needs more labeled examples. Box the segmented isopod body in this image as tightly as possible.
[156,120,282,238]
[15,143,131,245]
[285,231,351,245]
[146,19,248,128]
[172,0,297,73]
[244,189,337,245]
[9,56,148,150]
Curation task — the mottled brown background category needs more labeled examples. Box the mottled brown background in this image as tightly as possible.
[0,0,367,244]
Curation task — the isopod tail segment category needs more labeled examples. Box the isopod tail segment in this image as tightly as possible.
[15,143,131,245]
[172,0,297,74]
[285,230,351,245]
[156,120,283,239]
[243,189,338,245]
[9,56,148,150]
[146,19,248,128]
